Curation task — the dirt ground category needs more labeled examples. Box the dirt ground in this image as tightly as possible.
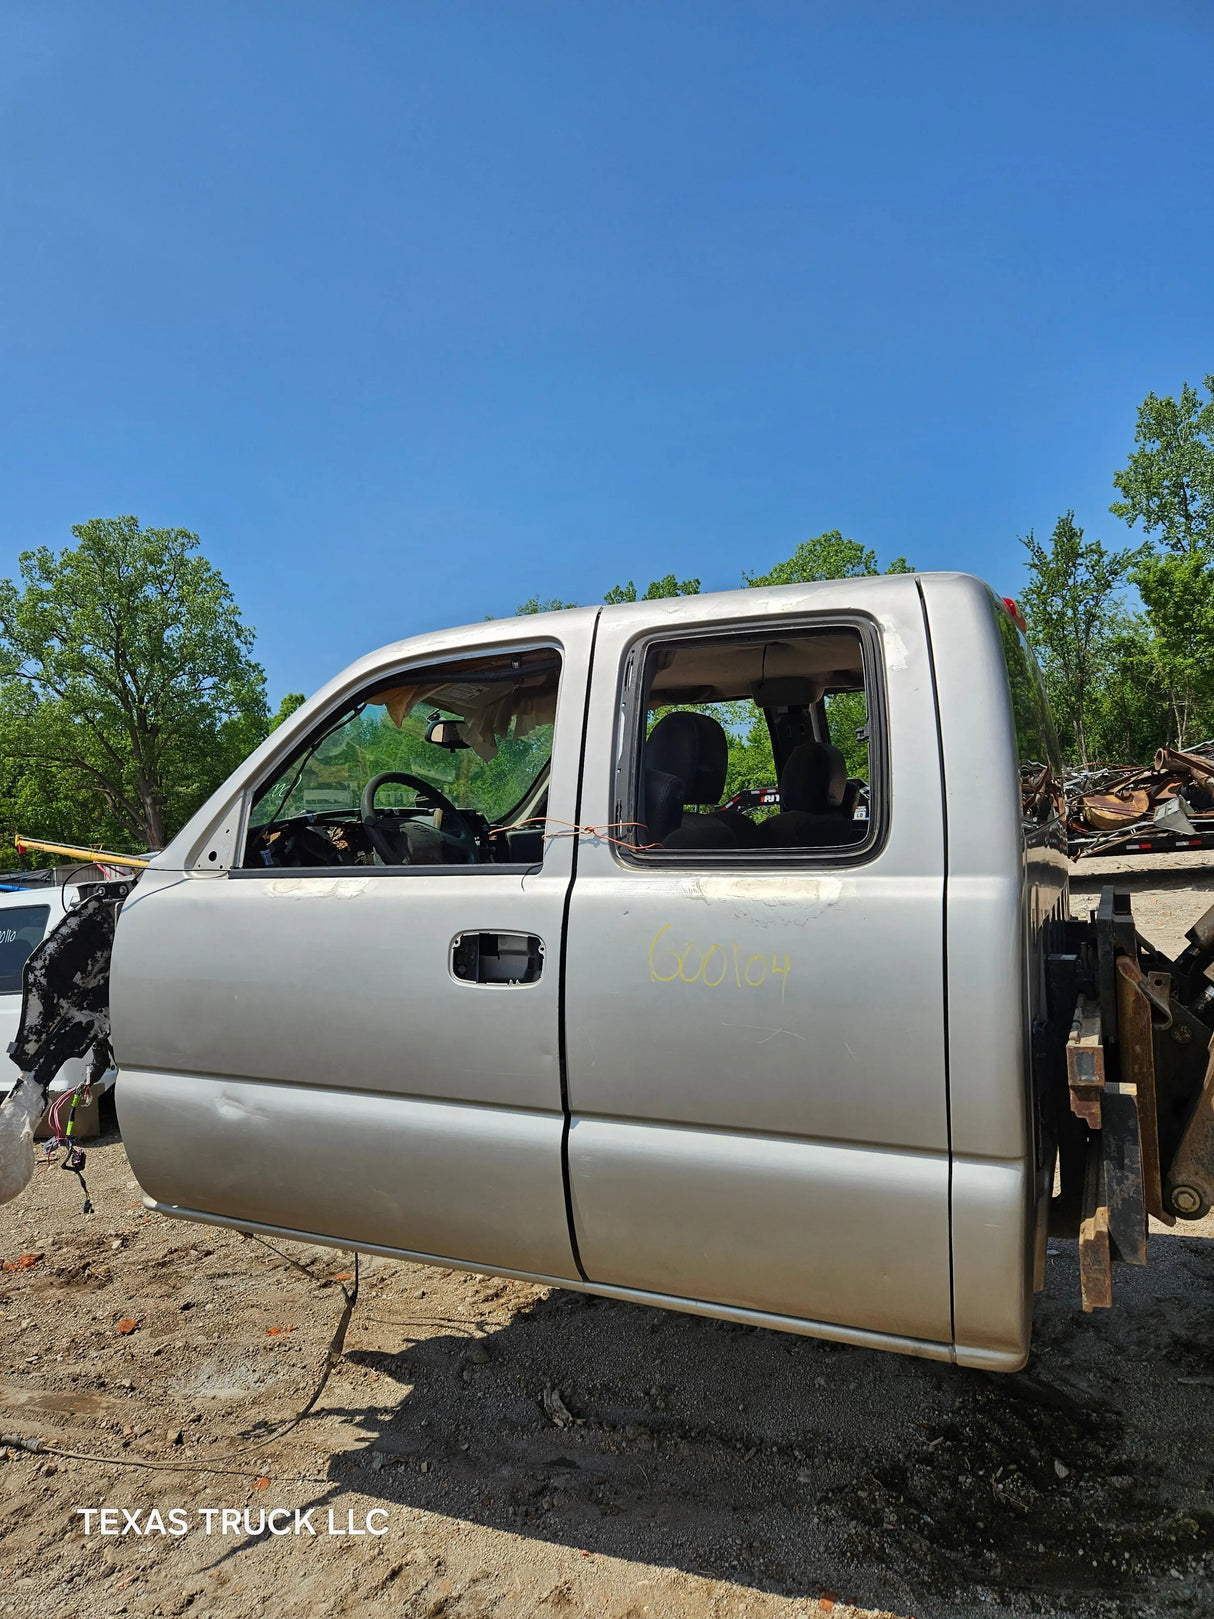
[0,858,1212,1619]
[1068,847,1214,960]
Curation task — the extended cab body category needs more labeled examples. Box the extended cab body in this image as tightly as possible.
[108,572,1068,1372]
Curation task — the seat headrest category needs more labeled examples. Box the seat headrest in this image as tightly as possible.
[645,711,728,806]
[779,741,848,814]
[751,675,827,708]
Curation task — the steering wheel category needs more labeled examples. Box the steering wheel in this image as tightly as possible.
[359,771,479,865]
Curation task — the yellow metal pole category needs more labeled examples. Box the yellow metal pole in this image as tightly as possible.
[13,836,150,869]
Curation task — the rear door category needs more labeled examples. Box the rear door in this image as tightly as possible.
[112,612,597,1281]
[563,581,954,1351]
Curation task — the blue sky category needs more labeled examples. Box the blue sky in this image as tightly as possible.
[2,2,1213,702]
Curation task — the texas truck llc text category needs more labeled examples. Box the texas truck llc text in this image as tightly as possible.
[76,1508,390,1538]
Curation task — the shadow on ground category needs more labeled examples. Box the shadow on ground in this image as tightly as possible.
[293,1236,1214,1616]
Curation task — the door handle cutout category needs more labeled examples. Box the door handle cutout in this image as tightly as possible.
[451,932,544,985]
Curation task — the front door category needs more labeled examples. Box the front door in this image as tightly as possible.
[563,582,954,1350]
[113,614,597,1281]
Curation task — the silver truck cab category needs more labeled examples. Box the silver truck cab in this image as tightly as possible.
[109,571,1066,1372]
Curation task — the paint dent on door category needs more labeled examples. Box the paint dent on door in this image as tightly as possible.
[120,1070,571,1276]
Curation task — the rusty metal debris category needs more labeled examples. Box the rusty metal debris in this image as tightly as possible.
[1164,1035,1214,1220]
[1060,740,1214,858]
[1066,997,1105,1129]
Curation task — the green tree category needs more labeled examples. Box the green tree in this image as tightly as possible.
[270,692,306,729]
[823,690,871,780]
[515,596,579,614]
[0,517,269,852]
[1084,622,1170,764]
[719,712,776,799]
[1018,513,1141,764]
[1129,550,1214,749]
[603,575,700,604]
[738,529,908,783]
[744,529,912,586]
[0,748,103,870]
[1111,376,1214,553]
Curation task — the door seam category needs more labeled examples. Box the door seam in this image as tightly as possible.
[557,609,600,1282]
[917,578,957,1355]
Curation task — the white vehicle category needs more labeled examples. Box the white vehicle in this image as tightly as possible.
[0,876,107,1106]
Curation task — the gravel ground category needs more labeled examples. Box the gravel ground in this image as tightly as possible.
[1068,848,1214,959]
[0,857,1210,1619]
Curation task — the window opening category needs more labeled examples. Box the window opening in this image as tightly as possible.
[630,628,875,856]
[0,904,50,995]
[244,650,561,869]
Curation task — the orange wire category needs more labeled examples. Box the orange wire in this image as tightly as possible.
[488,815,664,852]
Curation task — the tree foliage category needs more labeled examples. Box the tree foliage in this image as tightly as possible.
[1082,626,1170,764]
[1110,377,1214,553]
[270,692,306,730]
[603,575,700,604]
[1099,375,1214,752]
[1013,374,1214,761]
[1127,551,1214,749]
[515,595,580,614]
[744,530,912,586]
[823,691,870,780]
[1018,514,1141,764]
[0,517,270,854]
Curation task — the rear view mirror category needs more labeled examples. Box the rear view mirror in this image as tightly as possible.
[425,716,470,750]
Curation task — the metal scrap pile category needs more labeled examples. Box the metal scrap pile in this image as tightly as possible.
[1065,743,1214,858]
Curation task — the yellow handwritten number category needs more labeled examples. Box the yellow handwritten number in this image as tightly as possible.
[702,943,728,987]
[648,926,793,998]
[648,924,682,983]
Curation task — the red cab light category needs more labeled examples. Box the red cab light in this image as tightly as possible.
[1002,597,1028,634]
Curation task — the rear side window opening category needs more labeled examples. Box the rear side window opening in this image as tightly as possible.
[619,622,884,864]
[242,648,562,872]
[0,904,50,994]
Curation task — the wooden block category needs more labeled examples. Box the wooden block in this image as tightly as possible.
[1079,1135,1112,1312]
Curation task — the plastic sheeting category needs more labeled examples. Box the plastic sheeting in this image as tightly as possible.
[373,678,558,762]
[0,1076,45,1207]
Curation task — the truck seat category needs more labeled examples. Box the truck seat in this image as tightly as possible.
[641,712,759,849]
[780,739,849,813]
[759,740,863,849]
